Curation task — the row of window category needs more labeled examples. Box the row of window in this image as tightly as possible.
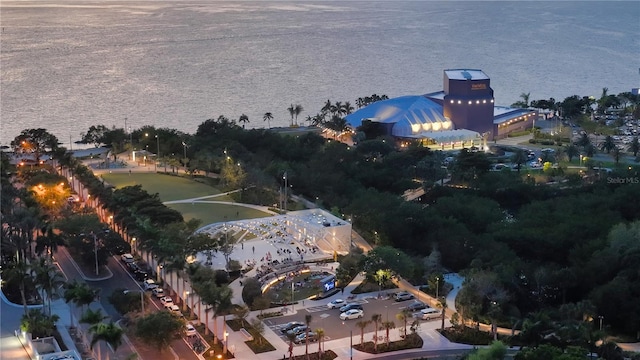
[448,99,494,105]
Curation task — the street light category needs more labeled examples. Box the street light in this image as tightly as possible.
[92,232,99,276]
[598,316,604,331]
[282,172,288,211]
[124,290,144,314]
[436,276,439,300]
[181,141,188,173]
[291,281,295,313]
[155,134,160,172]
[184,291,190,312]
[342,321,353,360]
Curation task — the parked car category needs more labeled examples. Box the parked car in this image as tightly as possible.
[120,253,134,264]
[152,288,165,298]
[143,279,158,290]
[286,325,308,337]
[126,262,139,273]
[294,332,318,344]
[281,322,305,334]
[185,323,197,337]
[405,301,428,312]
[167,304,181,314]
[160,297,174,307]
[339,303,363,313]
[340,309,364,320]
[133,270,148,281]
[327,299,345,309]
[417,308,441,320]
[394,292,414,302]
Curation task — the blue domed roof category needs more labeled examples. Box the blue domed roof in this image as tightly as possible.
[345,95,453,137]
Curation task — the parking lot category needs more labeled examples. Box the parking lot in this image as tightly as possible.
[262,294,441,346]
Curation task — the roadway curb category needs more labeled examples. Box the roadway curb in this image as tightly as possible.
[0,288,44,309]
[60,247,113,281]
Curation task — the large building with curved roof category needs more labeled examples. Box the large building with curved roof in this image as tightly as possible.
[346,69,536,150]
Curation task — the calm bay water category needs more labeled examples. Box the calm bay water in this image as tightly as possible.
[1,1,638,146]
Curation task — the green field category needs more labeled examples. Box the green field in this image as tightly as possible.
[167,202,271,226]
[100,173,229,202]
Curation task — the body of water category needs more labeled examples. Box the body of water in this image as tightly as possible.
[1,1,638,146]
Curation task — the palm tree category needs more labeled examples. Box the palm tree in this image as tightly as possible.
[600,135,616,153]
[439,299,448,330]
[611,146,621,165]
[598,87,609,114]
[80,308,108,327]
[511,149,528,173]
[304,314,312,360]
[381,320,395,347]
[315,328,324,356]
[585,143,597,157]
[287,104,295,126]
[89,322,124,359]
[371,314,381,352]
[563,144,580,162]
[3,260,33,317]
[293,104,304,126]
[64,280,100,319]
[576,133,591,148]
[321,100,332,115]
[332,101,343,117]
[520,92,531,107]
[343,101,354,115]
[286,332,296,360]
[31,258,65,315]
[263,112,273,129]
[396,309,411,337]
[238,114,249,128]
[355,319,370,345]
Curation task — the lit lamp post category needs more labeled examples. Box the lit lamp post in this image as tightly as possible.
[580,154,583,167]
[184,291,190,312]
[155,134,160,172]
[223,331,229,355]
[131,237,137,255]
[598,316,604,331]
[436,276,439,301]
[181,141,188,173]
[291,281,295,313]
[282,172,288,211]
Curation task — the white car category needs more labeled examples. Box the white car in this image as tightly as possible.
[167,304,181,314]
[142,279,158,291]
[160,297,174,307]
[152,288,165,298]
[120,253,134,263]
[340,309,364,320]
[327,299,345,309]
[417,308,441,320]
[185,323,197,337]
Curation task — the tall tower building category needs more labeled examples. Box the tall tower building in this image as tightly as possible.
[442,69,495,139]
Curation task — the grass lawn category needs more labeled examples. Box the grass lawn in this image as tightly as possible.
[100,173,227,202]
[167,203,271,226]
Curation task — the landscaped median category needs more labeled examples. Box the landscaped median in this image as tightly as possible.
[226,318,276,354]
[353,332,423,354]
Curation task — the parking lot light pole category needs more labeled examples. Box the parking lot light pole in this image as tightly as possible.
[342,321,353,360]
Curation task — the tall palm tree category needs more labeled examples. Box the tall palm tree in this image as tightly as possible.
[287,104,295,126]
[332,101,343,117]
[263,112,273,129]
[611,146,621,165]
[355,319,370,345]
[520,92,531,107]
[293,104,304,126]
[321,100,332,115]
[396,309,411,337]
[315,328,324,356]
[511,149,528,173]
[80,308,108,327]
[371,314,381,352]
[238,114,249,128]
[600,135,616,153]
[31,258,65,315]
[342,101,354,115]
[304,314,312,360]
[3,260,33,317]
[381,320,395,347]
[286,332,296,360]
[563,144,580,163]
[439,299,448,330]
[64,280,100,316]
[89,322,124,359]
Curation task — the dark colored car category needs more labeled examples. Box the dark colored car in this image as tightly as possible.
[134,270,149,281]
[280,321,305,334]
[286,325,308,337]
[126,262,139,273]
[405,301,428,312]
[294,332,317,344]
[339,303,363,313]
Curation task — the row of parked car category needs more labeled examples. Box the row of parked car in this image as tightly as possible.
[120,253,150,281]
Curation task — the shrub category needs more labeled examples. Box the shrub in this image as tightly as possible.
[242,277,262,307]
